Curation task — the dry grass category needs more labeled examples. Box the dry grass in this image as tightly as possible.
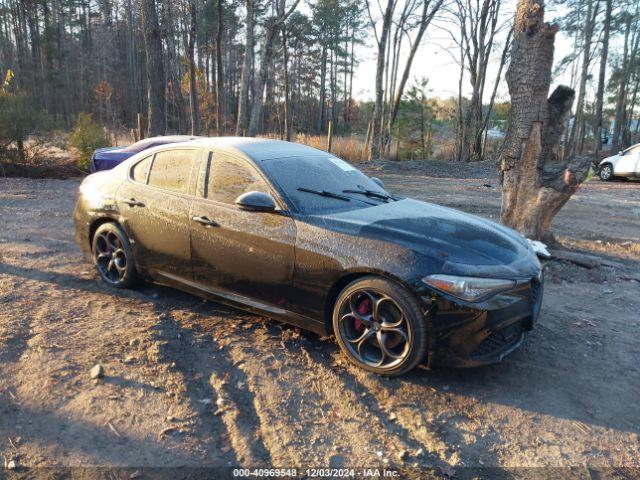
[293,133,369,162]
[260,132,370,162]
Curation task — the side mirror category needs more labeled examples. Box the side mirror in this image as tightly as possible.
[371,177,384,188]
[619,151,623,155]
[235,191,277,212]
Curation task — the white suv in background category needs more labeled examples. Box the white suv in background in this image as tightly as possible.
[599,143,640,181]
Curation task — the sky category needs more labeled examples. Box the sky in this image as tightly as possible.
[349,1,584,102]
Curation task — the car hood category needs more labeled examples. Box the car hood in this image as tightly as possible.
[600,153,620,165]
[308,199,539,279]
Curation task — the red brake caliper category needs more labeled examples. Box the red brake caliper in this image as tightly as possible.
[354,297,370,333]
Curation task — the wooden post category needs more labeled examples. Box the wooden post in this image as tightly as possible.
[137,113,145,140]
[363,121,372,159]
[326,120,333,153]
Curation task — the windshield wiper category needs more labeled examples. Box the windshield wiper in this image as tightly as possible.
[297,187,351,202]
[342,188,396,202]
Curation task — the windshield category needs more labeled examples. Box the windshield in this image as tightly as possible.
[260,155,393,214]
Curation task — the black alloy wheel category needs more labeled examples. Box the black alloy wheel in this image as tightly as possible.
[333,277,427,376]
[92,222,138,289]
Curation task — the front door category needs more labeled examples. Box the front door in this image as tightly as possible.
[190,151,297,309]
[616,145,640,175]
[118,148,201,280]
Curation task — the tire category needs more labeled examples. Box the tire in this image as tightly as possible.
[91,222,138,289]
[599,163,614,181]
[332,276,427,376]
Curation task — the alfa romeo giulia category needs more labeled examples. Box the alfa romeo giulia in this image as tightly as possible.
[74,138,543,375]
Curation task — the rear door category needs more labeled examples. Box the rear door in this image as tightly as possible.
[118,147,201,280]
[189,150,297,308]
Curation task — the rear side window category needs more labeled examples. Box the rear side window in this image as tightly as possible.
[204,154,269,204]
[148,149,198,194]
[131,155,152,183]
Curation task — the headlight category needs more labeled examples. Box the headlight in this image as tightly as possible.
[422,274,516,302]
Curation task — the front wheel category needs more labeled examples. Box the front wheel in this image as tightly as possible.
[332,277,427,376]
[92,222,138,289]
[599,163,614,181]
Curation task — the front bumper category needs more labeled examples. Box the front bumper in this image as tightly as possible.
[422,276,543,367]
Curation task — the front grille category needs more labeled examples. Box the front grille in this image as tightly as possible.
[472,322,524,358]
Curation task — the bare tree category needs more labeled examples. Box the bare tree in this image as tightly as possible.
[216,0,225,134]
[499,0,591,242]
[447,0,508,162]
[247,0,301,137]
[381,0,444,157]
[236,0,255,136]
[592,0,612,152]
[611,9,640,152]
[188,0,199,135]
[365,0,396,160]
[565,0,599,158]
[141,0,166,136]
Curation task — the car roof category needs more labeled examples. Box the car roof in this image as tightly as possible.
[182,137,327,162]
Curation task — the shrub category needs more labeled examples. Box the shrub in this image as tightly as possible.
[0,90,51,162]
[68,113,108,170]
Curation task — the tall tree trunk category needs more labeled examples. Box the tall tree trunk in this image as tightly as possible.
[566,0,596,158]
[367,0,395,161]
[141,0,166,136]
[592,0,611,152]
[236,0,254,136]
[317,45,327,132]
[382,0,443,156]
[188,0,199,135]
[247,0,300,137]
[216,0,224,134]
[611,16,632,153]
[281,24,291,141]
[247,23,277,137]
[499,0,590,243]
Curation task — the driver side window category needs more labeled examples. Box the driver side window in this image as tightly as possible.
[204,153,269,205]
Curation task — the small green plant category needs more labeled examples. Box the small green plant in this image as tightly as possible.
[68,113,108,170]
[0,89,51,163]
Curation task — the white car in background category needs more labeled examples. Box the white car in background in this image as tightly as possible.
[598,143,640,181]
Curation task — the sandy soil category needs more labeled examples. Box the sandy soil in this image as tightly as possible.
[1,163,639,478]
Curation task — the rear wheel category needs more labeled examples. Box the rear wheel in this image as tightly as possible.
[599,163,614,181]
[92,222,138,289]
[332,277,427,376]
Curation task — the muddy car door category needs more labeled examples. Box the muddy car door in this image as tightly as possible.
[616,145,640,175]
[190,151,297,308]
[117,148,202,280]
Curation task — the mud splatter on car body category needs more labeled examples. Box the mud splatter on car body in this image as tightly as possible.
[74,138,543,368]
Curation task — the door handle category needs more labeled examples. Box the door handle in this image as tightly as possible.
[192,215,219,227]
[123,198,145,207]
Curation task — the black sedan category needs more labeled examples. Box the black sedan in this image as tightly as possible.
[74,138,543,375]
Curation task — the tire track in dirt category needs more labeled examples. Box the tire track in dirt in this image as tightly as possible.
[148,298,271,466]
[193,314,453,475]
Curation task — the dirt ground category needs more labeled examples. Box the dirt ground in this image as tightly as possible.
[1,160,639,478]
